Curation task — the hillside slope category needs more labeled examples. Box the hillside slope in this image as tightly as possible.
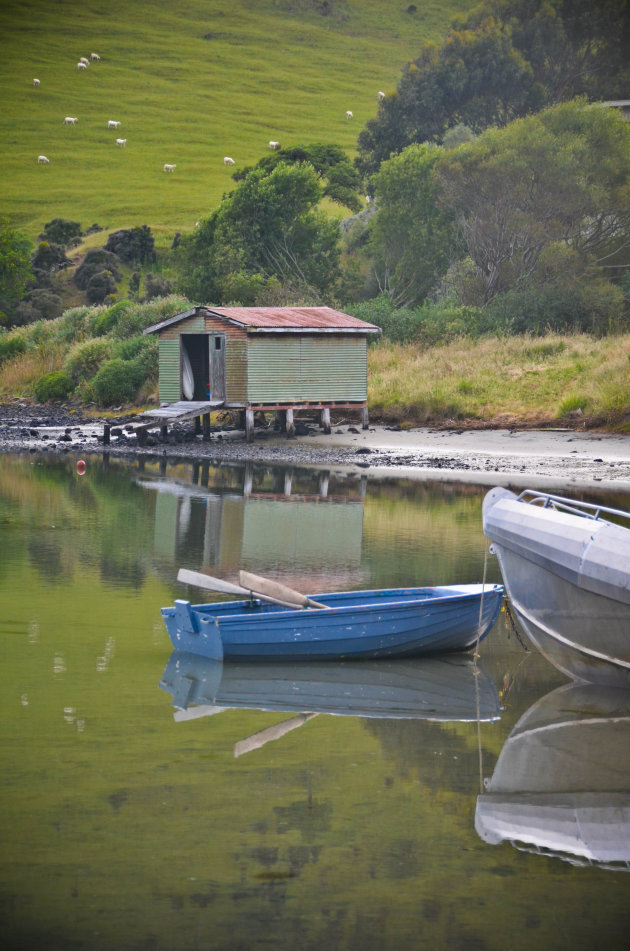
[1,0,473,240]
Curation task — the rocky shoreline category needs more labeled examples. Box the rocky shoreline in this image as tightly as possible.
[3,400,630,491]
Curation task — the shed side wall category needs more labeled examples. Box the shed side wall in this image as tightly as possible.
[246,336,367,402]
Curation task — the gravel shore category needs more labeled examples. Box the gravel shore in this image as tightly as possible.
[2,401,630,492]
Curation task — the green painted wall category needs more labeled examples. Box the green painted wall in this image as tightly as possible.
[158,339,180,403]
[246,336,367,402]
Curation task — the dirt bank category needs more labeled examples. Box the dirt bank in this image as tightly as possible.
[2,400,630,492]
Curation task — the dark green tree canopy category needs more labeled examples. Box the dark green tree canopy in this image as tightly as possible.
[176,161,342,304]
[0,218,33,327]
[357,0,630,176]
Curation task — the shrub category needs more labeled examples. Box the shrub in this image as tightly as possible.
[144,272,172,301]
[64,338,111,383]
[54,305,98,345]
[33,370,73,402]
[0,334,27,366]
[32,241,70,273]
[86,270,118,304]
[105,226,156,265]
[90,300,132,337]
[74,249,120,290]
[91,357,145,405]
[39,218,82,247]
[351,295,487,346]
[27,289,63,321]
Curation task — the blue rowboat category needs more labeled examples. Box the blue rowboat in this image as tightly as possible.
[160,583,504,662]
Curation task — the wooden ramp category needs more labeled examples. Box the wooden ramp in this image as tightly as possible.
[105,401,225,446]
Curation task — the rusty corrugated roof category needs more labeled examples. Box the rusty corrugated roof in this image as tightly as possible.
[206,306,380,331]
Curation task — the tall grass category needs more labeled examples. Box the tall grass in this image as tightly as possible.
[368,333,630,427]
[1,0,472,239]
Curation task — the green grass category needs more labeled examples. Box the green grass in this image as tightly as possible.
[0,0,473,240]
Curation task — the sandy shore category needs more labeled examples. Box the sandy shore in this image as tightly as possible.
[2,402,630,492]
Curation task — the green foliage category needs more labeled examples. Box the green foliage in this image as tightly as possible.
[64,338,112,384]
[368,143,456,306]
[177,162,342,303]
[39,218,82,247]
[31,241,70,273]
[27,289,63,321]
[91,356,150,406]
[351,294,487,346]
[435,102,630,306]
[357,0,630,175]
[0,218,33,326]
[90,300,133,337]
[33,369,73,402]
[104,226,156,265]
[0,334,27,367]
[143,272,171,301]
[86,270,117,304]
[74,250,121,291]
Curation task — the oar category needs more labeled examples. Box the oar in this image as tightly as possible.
[234,713,319,758]
[239,569,328,610]
[177,568,300,609]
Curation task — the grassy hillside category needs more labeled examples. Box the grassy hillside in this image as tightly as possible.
[1,0,473,241]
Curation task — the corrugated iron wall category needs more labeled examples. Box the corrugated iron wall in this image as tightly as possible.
[246,336,367,402]
[225,338,247,403]
[158,338,180,403]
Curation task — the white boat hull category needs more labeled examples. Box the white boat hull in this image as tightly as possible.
[483,487,630,686]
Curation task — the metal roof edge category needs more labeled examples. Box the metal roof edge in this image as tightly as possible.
[244,326,381,334]
[143,307,202,335]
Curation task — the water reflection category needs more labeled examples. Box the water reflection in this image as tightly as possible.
[159,652,502,729]
[476,681,630,872]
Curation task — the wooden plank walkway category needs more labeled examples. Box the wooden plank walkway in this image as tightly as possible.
[104,401,225,446]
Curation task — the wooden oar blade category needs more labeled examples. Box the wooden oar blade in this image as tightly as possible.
[234,713,318,758]
[177,568,247,597]
[239,570,328,610]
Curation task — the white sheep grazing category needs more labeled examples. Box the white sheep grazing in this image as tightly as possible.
[63,116,78,125]
[116,138,127,147]
[77,61,87,70]
[107,120,121,129]
[378,90,385,101]
[90,52,101,61]
[37,155,50,164]
[223,156,235,165]
[268,140,280,150]
[163,163,176,172]
[80,57,90,65]
[346,110,353,119]
[33,78,40,87]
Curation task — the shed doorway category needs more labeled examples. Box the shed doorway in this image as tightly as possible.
[180,334,225,401]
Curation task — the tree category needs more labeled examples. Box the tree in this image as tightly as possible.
[356,0,630,176]
[39,218,82,247]
[233,143,362,213]
[105,226,156,265]
[0,218,33,326]
[435,100,630,305]
[368,144,456,306]
[176,162,342,303]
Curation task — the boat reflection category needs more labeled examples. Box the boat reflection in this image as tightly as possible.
[159,651,501,723]
[475,681,630,871]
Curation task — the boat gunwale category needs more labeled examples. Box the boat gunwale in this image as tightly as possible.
[517,489,630,527]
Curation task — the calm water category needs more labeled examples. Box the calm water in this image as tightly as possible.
[1,451,629,951]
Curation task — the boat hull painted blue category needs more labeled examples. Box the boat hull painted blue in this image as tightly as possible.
[160,584,504,662]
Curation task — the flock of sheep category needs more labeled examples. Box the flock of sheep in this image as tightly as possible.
[33,54,388,183]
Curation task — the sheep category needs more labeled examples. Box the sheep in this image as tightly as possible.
[378,90,385,101]
[116,138,127,147]
[163,163,176,172]
[80,57,90,65]
[63,116,78,125]
[107,120,121,129]
[77,61,87,70]
[37,155,50,164]
[223,156,235,165]
[346,110,353,119]
[33,78,40,87]
[90,52,101,61]
[268,140,280,149]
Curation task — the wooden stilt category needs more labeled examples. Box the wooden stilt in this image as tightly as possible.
[244,462,253,495]
[286,408,295,437]
[161,424,168,440]
[245,408,255,442]
[203,413,210,439]
[194,416,202,435]
[321,408,331,434]
[361,405,369,430]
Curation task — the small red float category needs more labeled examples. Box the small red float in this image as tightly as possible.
[76,459,86,475]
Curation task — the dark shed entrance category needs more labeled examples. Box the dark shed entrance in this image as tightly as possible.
[181,334,226,401]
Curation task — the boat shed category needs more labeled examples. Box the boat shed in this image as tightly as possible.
[143,305,380,440]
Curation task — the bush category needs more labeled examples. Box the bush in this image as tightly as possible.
[39,218,82,247]
[86,270,118,304]
[32,241,70,273]
[64,338,111,383]
[144,272,172,300]
[33,370,73,402]
[90,300,132,337]
[487,279,626,336]
[27,289,63,321]
[74,249,120,290]
[0,334,27,366]
[105,226,156,265]
[351,295,487,346]
[91,357,145,405]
